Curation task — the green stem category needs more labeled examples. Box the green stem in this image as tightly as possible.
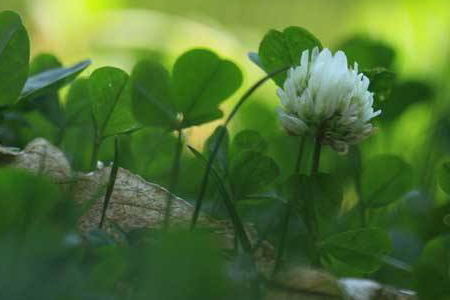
[163,128,183,230]
[99,138,120,229]
[295,136,306,173]
[190,66,290,230]
[90,135,101,171]
[309,133,323,266]
[273,136,306,276]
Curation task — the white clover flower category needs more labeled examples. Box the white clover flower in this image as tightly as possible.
[276,47,381,154]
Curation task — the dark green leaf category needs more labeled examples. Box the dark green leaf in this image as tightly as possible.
[65,77,92,125]
[29,53,62,75]
[298,173,343,220]
[204,125,229,176]
[172,49,242,125]
[90,66,136,138]
[258,26,322,86]
[438,162,450,195]
[230,150,279,200]
[361,155,413,208]
[320,228,391,273]
[379,80,434,121]
[338,35,395,69]
[0,10,30,106]
[19,59,91,102]
[363,67,396,103]
[188,146,253,253]
[415,235,450,300]
[232,129,268,154]
[131,60,177,128]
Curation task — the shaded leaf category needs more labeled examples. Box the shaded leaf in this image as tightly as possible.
[65,77,92,125]
[438,162,450,195]
[230,150,280,200]
[258,26,322,86]
[361,155,413,208]
[320,228,391,273]
[415,235,450,300]
[0,10,30,106]
[131,60,177,129]
[232,129,268,154]
[204,125,229,176]
[19,59,91,102]
[364,67,396,103]
[338,35,396,69]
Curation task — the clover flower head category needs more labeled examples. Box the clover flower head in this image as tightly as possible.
[276,47,381,154]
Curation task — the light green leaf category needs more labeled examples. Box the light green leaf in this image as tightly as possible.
[172,49,242,126]
[0,10,30,106]
[361,155,413,208]
[258,26,322,86]
[320,228,391,273]
[131,60,177,129]
[90,66,136,138]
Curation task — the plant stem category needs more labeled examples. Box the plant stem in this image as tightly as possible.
[309,132,323,266]
[163,128,183,230]
[273,137,305,276]
[190,66,290,229]
[295,136,306,173]
[99,137,120,229]
[90,135,101,171]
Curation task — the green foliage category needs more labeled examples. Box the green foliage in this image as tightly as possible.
[0,10,29,106]
[230,150,280,200]
[321,228,392,273]
[131,49,242,130]
[338,35,396,70]
[438,162,450,195]
[20,59,91,102]
[361,154,414,208]
[415,235,450,300]
[90,66,136,139]
[173,49,243,127]
[364,67,396,103]
[232,129,268,154]
[257,26,322,86]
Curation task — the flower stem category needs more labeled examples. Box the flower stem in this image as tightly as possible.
[163,128,183,230]
[309,133,323,266]
[190,66,290,230]
[295,136,306,173]
[273,136,306,276]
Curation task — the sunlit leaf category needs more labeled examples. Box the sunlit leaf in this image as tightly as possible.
[172,49,242,126]
[258,26,322,86]
[0,10,30,106]
[90,66,136,138]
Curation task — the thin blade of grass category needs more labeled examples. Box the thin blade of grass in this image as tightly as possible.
[99,137,120,228]
[190,66,290,229]
[188,145,252,254]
